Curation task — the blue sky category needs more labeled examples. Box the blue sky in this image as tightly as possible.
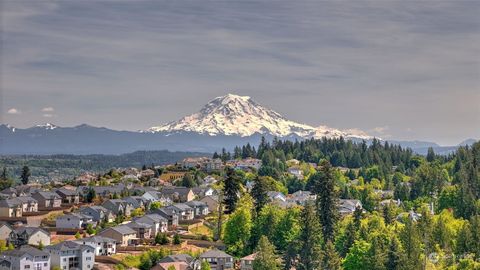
[1,1,479,145]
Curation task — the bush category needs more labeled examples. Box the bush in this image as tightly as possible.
[173,234,181,245]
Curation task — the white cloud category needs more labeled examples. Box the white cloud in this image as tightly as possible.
[41,107,54,112]
[42,113,54,118]
[7,108,21,114]
[371,126,389,134]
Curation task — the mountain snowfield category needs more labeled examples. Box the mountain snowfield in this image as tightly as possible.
[148,94,372,140]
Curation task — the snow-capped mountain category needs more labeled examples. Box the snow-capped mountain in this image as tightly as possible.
[148,94,371,140]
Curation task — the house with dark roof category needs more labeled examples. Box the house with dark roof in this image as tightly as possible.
[338,199,363,215]
[142,191,173,205]
[150,208,179,227]
[166,204,194,220]
[185,201,209,217]
[13,196,38,213]
[8,227,51,247]
[199,195,219,213]
[77,206,115,223]
[55,188,80,205]
[240,253,256,270]
[31,191,61,209]
[102,199,134,217]
[199,249,234,270]
[0,246,50,270]
[97,225,137,246]
[123,196,148,209]
[126,220,153,239]
[45,241,95,270]
[74,236,116,256]
[133,214,169,235]
[0,199,23,217]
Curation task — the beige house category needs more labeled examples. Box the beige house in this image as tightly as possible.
[98,225,137,246]
[0,223,13,241]
[0,199,22,217]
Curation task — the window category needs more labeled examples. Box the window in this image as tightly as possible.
[63,258,67,262]
[44,263,47,266]
[25,265,31,269]
[86,257,92,261]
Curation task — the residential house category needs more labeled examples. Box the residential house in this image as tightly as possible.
[133,214,168,235]
[151,208,179,227]
[152,254,197,270]
[166,204,194,221]
[199,249,234,270]
[240,253,256,270]
[181,157,210,169]
[56,213,96,230]
[13,196,38,214]
[161,187,194,203]
[287,167,304,180]
[0,199,22,217]
[8,227,51,247]
[97,225,137,246]
[0,223,12,241]
[102,199,134,217]
[55,188,80,205]
[205,159,223,172]
[77,206,115,223]
[141,191,173,206]
[199,196,218,213]
[0,246,50,270]
[338,199,363,215]
[122,196,147,209]
[267,191,287,203]
[185,201,209,217]
[288,191,316,206]
[126,221,153,239]
[191,188,215,199]
[74,236,116,256]
[45,241,95,270]
[31,191,61,209]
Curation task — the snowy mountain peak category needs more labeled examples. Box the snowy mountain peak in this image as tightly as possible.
[148,93,372,139]
[35,123,58,130]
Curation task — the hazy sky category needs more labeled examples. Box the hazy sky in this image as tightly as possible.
[1,1,479,145]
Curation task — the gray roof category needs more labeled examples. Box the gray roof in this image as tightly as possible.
[12,196,37,204]
[33,191,61,200]
[199,249,233,258]
[169,203,192,211]
[55,188,79,196]
[45,241,93,252]
[126,221,152,229]
[106,225,136,235]
[159,254,193,263]
[76,235,116,243]
[185,200,208,207]
[14,227,50,236]
[0,199,21,208]
[2,246,49,258]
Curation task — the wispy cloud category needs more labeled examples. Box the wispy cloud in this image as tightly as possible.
[41,107,55,112]
[7,108,21,115]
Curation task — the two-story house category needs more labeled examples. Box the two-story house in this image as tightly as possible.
[77,206,115,223]
[56,213,96,229]
[31,191,62,209]
[74,236,116,256]
[8,227,51,247]
[199,249,234,270]
[45,241,95,270]
[97,225,137,247]
[0,246,50,270]
[55,188,80,205]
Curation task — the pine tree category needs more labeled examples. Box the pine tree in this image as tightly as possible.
[311,160,338,242]
[321,240,342,270]
[20,165,30,185]
[386,237,403,270]
[0,167,7,180]
[426,147,435,162]
[223,167,241,214]
[399,218,422,270]
[253,236,280,270]
[297,202,322,270]
[251,176,269,212]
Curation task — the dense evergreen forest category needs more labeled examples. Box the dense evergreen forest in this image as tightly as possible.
[216,137,479,269]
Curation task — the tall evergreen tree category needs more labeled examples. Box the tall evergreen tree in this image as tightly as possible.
[251,176,269,212]
[20,165,30,185]
[311,160,338,242]
[321,240,342,270]
[223,167,241,214]
[399,218,422,270]
[297,202,322,270]
[426,147,435,162]
[253,236,280,270]
[386,237,403,270]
